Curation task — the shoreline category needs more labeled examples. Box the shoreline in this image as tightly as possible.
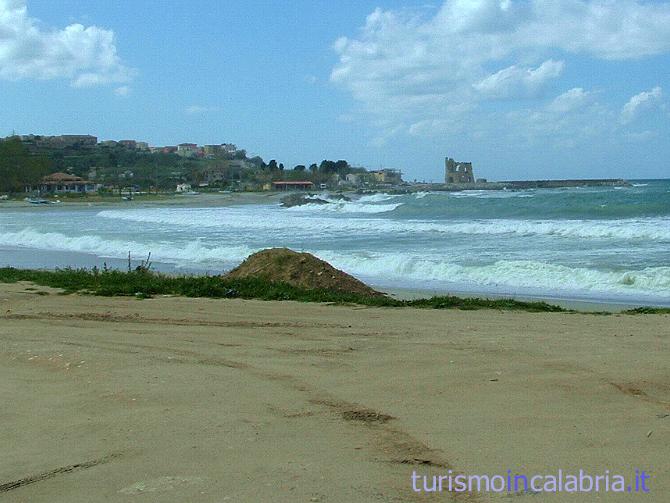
[2,189,668,311]
[0,191,287,209]
[1,264,668,314]
[380,286,670,312]
[3,176,665,209]
[0,246,668,312]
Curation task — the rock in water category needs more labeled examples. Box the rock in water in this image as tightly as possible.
[280,194,329,208]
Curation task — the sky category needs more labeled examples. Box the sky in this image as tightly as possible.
[1,0,669,181]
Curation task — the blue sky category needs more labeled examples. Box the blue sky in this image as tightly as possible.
[1,0,669,181]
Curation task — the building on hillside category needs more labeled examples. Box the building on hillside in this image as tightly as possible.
[345,173,361,186]
[369,168,402,184]
[203,143,237,157]
[203,145,222,156]
[118,140,137,149]
[35,173,99,194]
[54,135,98,147]
[176,183,192,193]
[445,157,475,184]
[136,141,149,150]
[177,143,199,157]
[271,181,314,191]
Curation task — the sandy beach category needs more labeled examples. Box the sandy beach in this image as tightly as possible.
[1,282,668,502]
[0,191,289,209]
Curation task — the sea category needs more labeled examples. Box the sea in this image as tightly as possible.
[1,179,669,306]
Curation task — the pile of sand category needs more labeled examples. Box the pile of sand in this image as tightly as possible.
[225,248,383,297]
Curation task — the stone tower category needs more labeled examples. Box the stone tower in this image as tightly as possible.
[445,157,474,184]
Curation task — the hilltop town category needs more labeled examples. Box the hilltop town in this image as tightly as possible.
[0,134,403,196]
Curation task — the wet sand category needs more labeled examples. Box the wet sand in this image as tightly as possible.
[1,282,669,502]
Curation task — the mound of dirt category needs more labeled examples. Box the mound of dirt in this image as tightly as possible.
[225,248,383,297]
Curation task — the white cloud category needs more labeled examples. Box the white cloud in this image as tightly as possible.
[507,93,613,147]
[0,0,133,87]
[474,60,564,99]
[620,87,663,124]
[331,0,670,141]
[114,85,131,97]
[547,87,592,113]
[185,105,219,115]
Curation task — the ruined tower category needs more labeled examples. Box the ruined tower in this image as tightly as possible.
[445,157,474,184]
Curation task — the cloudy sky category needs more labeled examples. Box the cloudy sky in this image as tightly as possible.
[1,0,669,180]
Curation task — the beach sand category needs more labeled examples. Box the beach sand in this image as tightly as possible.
[1,282,668,502]
[0,191,288,209]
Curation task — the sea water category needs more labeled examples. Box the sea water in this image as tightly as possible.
[1,180,669,305]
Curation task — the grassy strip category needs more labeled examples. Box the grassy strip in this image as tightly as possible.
[0,266,661,314]
[623,306,670,315]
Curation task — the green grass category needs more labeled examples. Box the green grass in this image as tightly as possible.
[0,266,663,314]
[622,306,670,315]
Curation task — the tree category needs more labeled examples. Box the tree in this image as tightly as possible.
[0,138,49,193]
[334,160,349,176]
[267,159,278,171]
[248,156,264,168]
[278,163,284,171]
[319,160,335,173]
[309,163,318,173]
[293,164,306,171]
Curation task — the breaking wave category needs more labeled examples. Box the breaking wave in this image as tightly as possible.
[0,228,253,265]
[96,209,670,242]
[286,193,403,213]
[286,201,403,214]
[2,226,668,301]
[317,252,670,299]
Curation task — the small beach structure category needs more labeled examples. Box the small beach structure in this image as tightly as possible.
[271,181,314,191]
[35,172,99,194]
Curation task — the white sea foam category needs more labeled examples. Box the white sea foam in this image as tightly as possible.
[4,227,668,298]
[0,228,253,265]
[356,193,399,203]
[447,190,536,199]
[96,209,670,242]
[2,222,669,300]
[285,192,403,213]
[286,201,403,214]
[316,251,670,298]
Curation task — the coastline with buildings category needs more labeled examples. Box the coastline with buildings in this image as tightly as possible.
[5,131,665,310]
[1,133,408,197]
[1,133,632,200]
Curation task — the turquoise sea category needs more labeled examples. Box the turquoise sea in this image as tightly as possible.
[1,179,669,306]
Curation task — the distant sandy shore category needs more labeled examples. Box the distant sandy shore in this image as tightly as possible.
[0,191,288,209]
[1,282,668,502]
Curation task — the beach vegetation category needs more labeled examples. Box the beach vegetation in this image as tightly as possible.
[0,267,665,314]
[0,267,579,312]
